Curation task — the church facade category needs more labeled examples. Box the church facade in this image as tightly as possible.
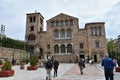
[25,12,107,62]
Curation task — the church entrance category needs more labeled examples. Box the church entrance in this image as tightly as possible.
[94,55,97,63]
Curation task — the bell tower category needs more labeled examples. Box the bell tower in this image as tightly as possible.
[25,12,44,52]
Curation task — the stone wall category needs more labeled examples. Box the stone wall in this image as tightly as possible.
[0,47,29,61]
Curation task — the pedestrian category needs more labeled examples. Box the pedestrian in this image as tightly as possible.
[89,59,92,66]
[101,55,116,80]
[45,57,53,80]
[112,58,117,67]
[78,58,84,74]
[53,58,59,77]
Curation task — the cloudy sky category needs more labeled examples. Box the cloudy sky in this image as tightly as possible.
[0,0,120,40]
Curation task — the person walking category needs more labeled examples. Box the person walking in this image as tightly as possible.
[78,58,84,74]
[101,55,116,80]
[53,59,59,77]
[45,57,53,80]
[89,59,92,66]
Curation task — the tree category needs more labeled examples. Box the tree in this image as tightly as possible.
[0,37,27,50]
[107,39,117,58]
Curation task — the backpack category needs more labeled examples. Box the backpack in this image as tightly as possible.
[46,61,52,69]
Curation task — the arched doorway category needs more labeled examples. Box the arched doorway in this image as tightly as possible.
[94,55,97,63]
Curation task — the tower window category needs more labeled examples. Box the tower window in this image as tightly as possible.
[29,16,36,22]
[30,26,34,31]
[30,17,32,22]
[28,34,36,41]
[33,17,36,22]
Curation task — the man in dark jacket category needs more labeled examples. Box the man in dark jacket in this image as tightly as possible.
[101,55,116,80]
[45,58,53,80]
[78,58,84,74]
[53,59,59,77]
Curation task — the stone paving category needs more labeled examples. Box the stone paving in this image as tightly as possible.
[0,63,119,80]
[53,64,105,80]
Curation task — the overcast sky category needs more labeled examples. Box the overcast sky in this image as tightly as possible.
[0,0,120,40]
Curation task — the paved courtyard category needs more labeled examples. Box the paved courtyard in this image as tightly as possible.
[0,63,120,80]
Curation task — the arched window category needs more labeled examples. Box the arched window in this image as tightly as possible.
[67,29,72,38]
[33,16,36,22]
[67,44,72,53]
[29,17,32,22]
[56,21,59,26]
[60,29,65,38]
[65,20,68,26]
[60,20,64,26]
[47,44,50,49]
[91,27,93,35]
[80,43,84,49]
[28,34,36,41]
[70,20,73,25]
[98,27,101,35]
[51,21,54,27]
[54,45,59,53]
[54,30,59,38]
[95,42,100,48]
[94,27,97,35]
[61,44,66,53]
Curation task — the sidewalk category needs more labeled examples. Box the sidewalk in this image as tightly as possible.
[53,63,105,80]
[0,63,119,80]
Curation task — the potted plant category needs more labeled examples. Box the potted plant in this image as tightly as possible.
[115,57,120,72]
[0,61,14,77]
[27,55,38,70]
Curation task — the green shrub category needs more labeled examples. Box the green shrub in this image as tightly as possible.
[29,55,38,66]
[0,59,3,65]
[2,61,12,70]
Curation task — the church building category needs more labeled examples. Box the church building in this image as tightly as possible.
[25,12,107,62]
